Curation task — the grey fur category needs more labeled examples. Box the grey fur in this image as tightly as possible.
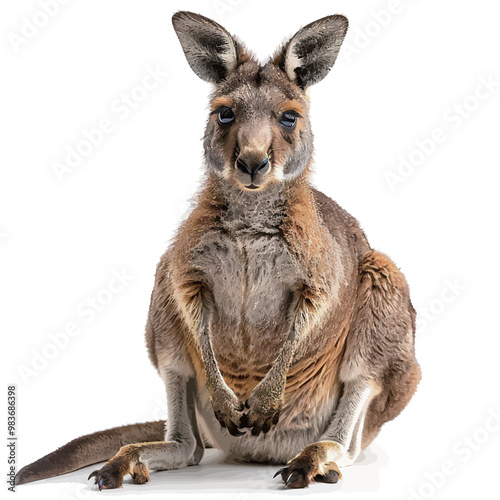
[172,12,238,83]
[281,15,349,88]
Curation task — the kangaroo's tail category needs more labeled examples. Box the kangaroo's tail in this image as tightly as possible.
[15,420,166,485]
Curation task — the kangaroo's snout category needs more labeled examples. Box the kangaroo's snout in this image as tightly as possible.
[232,122,273,189]
[236,156,270,176]
[235,152,271,190]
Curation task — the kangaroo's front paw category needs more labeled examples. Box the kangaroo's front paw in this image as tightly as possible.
[241,385,283,436]
[210,386,245,436]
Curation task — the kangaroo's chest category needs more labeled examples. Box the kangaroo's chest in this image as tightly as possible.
[193,230,303,327]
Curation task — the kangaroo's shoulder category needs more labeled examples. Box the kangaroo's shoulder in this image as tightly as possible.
[310,187,370,259]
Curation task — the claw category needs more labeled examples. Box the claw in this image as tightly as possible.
[239,413,250,428]
[262,418,272,434]
[88,470,98,481]
[251,424,262,436]
[315,469,341,484]
[285,470,301,487]
[227,422,245,436]
[98,478,104,491]
[273,467,288,479]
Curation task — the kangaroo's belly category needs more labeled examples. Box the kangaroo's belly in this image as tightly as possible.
[196,381,340,463]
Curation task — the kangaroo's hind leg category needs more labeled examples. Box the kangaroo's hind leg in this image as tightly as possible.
[89,368,203,490]
[276,250,421,488]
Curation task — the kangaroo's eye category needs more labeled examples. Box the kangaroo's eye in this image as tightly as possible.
[217,107,235,125]
[280,110,299,129]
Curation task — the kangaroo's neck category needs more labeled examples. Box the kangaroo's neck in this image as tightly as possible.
[220,183,286,234]
[204,174,316,234]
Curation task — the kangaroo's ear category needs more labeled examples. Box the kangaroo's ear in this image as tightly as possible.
[172,11,238,84]
[278,15,348,89]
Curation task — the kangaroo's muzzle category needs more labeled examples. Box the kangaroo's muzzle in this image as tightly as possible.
[235,155,270,190]
[236,156,270,176]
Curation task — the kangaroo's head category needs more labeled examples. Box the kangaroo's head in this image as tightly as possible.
[172,12,348,192]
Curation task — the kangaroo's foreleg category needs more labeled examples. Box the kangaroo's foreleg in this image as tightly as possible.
[174,277,245,435]
[197,289,246,435]
[243,288,326,435]
[89,370,202,490]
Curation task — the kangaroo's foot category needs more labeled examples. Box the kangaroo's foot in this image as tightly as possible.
[273,442,344,489]
[89,444,147,490]
[241,382,283,436]
[88,439,197,490]
[210,386,246,436]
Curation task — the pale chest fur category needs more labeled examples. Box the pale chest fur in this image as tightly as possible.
[192,230,304,328]
[191,189,307,335]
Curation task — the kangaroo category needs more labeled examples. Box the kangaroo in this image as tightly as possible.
[15,12,421,490]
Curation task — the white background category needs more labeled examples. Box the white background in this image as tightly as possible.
[1,1,499,499]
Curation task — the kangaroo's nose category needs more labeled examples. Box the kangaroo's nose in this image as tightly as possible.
[236,156,270,176]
